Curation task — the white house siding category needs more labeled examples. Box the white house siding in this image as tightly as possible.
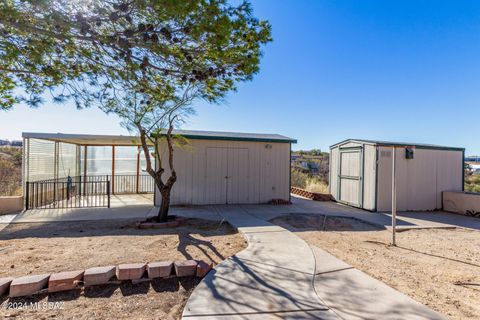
[376,147,463,212]
[155,139,291,205]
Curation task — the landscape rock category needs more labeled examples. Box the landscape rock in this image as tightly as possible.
[147,261,173,278]
[9,274,50,297]
[196,261,213,278]
[48,270,84,293]
[83,266,116,286]
[174,260,198,277]
[0,278,13,297]
[116,263,146,280]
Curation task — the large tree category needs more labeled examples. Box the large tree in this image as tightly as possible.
[0,0,271,221]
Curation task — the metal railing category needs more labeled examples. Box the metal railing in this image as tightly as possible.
[113,174,155,194]
[24,174,155,210]
[25,176,110,210]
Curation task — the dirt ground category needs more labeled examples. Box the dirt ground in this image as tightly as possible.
[0,218,247,319]
[271,213,480,320]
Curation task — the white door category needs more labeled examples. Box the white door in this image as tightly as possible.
[338,149,362,207]
[205,147,250,204]
[205,147,228,204]
[227,148,249,204]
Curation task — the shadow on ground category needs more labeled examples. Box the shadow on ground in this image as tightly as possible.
[270,213,384,232]
[0,277,200,306]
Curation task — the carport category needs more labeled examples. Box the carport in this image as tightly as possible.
[22,130,296,210]
[22,132,154,210]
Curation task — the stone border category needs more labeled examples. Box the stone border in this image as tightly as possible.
[0,259,213,299]
[291,187,333,201]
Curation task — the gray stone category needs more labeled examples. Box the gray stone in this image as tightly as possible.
[9,274,50,297]
[147,261,173,278]
[83,266,115,286]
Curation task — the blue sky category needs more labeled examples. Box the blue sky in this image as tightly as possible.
[1,0,480,155]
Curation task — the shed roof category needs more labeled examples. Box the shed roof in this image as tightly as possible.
[330,139,464,151]
[22,130,297,146]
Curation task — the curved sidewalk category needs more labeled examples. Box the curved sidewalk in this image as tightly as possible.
[181,205,446,320]
[182,206,336,319]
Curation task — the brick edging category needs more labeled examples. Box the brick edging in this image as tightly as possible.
[291,186,333,201]
[0,259,213,299]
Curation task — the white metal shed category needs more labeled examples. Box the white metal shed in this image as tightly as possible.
[329,139,464,212]
[155,130,296,205]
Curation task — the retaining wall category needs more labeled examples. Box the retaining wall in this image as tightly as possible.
[443,191,480,217]
[0,196,23,215]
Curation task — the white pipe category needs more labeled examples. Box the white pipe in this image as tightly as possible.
[391,147,397,246]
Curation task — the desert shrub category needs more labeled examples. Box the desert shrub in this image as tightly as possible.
[291,169,329,193]
[465,173,480,193]
[0,147,22,196]
[291,169,308,189]
[304,178,329,193]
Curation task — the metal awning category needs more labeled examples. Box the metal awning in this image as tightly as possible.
[22,130,297,146]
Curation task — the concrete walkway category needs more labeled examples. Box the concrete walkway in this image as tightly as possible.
[5,194,478,231]
[182,205,446,320]
[251,196,480,231]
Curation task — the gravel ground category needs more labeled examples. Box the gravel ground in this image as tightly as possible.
[271,213,480,320]
[0,218,247,319]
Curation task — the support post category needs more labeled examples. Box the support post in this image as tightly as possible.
[107,181,111,208]
[136,146,140,193]
[25,181,30,210]
[111,145,115,195]
[21,137,26,198]
[54,142,59,181]
[391,147,397,246]
[83,145,88,196]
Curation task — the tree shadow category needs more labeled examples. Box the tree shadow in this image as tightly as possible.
[83,284,117,298]
[0,217,236,241]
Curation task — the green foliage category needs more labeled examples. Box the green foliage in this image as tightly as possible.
[0,1,272,217]
[0,0,272,112]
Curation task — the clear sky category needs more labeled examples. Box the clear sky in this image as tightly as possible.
[1,0,480,155]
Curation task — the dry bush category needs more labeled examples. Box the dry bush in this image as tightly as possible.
[465,173,480,193]
[291,169,329,194]
[0,147,22,196]
[304,178,329,194]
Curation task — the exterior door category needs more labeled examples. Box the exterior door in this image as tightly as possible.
[205,147,228,204]
[338,149,363,207]
[227,148,249,204]
[205,147,250,204]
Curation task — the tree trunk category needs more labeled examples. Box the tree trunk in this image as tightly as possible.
[158,186,172,222]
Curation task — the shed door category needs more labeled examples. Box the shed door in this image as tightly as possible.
[227,148,249,204]
[205,147,228,204]
[338,149,363,207]
[205,147,250,204]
